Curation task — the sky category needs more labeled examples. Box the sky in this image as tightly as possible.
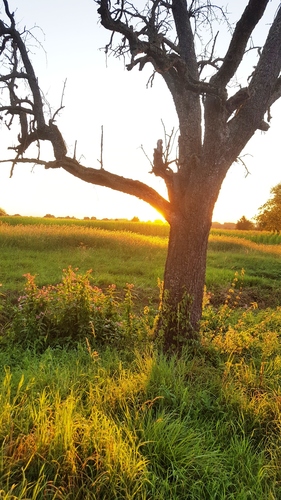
[0,0,280,222]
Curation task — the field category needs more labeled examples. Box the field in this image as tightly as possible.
[1,216,281,307]
[1,217,281,498]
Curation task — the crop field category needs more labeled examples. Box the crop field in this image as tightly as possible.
[1,217,281,499]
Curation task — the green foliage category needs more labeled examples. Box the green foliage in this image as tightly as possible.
[7,267,154,351]
[236,215,255,230]
[255,182,281,232]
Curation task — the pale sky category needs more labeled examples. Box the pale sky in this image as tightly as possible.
[0,0,280,222]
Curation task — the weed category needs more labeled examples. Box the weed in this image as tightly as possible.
[6,267,153,352]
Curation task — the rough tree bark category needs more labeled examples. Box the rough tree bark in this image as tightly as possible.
[1,0,281,352]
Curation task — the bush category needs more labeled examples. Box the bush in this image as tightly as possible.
[7,267,153,351]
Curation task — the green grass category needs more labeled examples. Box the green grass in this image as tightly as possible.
[1,218,281,497]
[0,336,280,499]
[1,219,281,308]
[0,224,166,309]
[211,228,281,245]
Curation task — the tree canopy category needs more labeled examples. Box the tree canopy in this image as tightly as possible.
[236,216,255,231]
[255,183,281,232]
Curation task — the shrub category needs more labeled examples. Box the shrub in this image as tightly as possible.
[8,267,153,351]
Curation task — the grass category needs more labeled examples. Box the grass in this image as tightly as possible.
[1,219,281,307]
[207,236,281,307]
[211,228,281,245]
[0,224,166,308]
[1,334,281,499]
[3,216,281,243]
[1,218,281,498]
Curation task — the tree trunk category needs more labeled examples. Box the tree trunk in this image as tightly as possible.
[157,176,220,353]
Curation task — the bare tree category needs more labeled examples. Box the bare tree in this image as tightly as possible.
[0,0,281,352]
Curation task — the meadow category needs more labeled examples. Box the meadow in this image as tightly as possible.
[1,216,281,307]
[1,217,281,498]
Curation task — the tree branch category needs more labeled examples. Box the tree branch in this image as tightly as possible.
[171,0,198,79]
[98,0,147,58]
[229,5,281,136]
[54,159,172,221]
[0,71,29,81]
[225,87,251,118]
[4,155,171,221]
[2,24,46,129]
[0,105,34,115]
[268,75,281,108]
[211,0,270,88]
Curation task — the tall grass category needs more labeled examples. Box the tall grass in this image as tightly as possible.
[0,221,167,250]
[2,216,281,244]
[1,221,281,308]
[212,228,281,245]
[1,320,281,499]
[209,232,281,254]
[0,216,170,237]
[0,224,166,299]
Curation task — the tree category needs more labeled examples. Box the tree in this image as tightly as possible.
[236,216,255,231]
[255,183,281,232]
[0,1,281,352]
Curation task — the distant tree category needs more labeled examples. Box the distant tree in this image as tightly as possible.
[236,216,255,230]
[1,1,281,352]
[255,183,281,232]
[131,216,140,222]
[0,207,7,216]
